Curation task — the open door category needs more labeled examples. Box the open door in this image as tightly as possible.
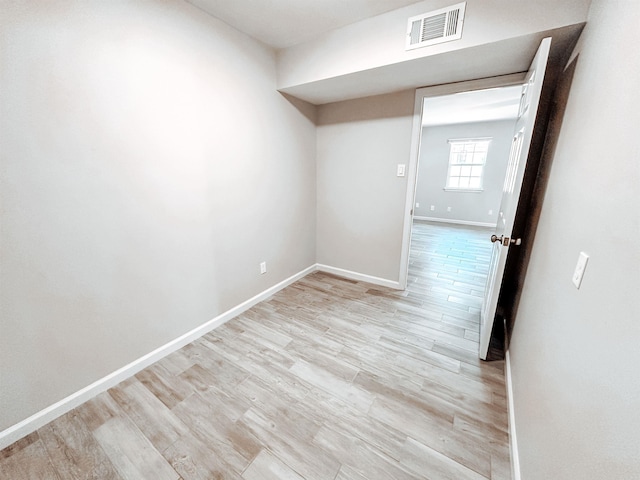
[479,37,552,360]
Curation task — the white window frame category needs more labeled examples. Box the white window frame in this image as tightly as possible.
[444,137,492,192]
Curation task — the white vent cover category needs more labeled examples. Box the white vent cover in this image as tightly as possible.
[406,2,466,50]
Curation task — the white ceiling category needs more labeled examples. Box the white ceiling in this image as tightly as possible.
[422,85,522,126]
[184,0,423,49]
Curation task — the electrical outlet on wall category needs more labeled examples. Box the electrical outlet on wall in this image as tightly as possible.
[430,205,435,211]
[488,209,493,215]
[447,206,452,212]
[415,202,420,208]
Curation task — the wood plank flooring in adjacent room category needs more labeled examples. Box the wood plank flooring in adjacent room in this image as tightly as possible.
[0,221,510,480]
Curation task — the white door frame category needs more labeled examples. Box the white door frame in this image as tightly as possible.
[398,73,527,290]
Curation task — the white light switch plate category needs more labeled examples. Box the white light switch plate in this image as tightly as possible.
[572,252,589,289]
[397,164,406,177]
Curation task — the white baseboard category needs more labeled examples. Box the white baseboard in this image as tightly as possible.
[0,262,399,449]
[316,264,401,290]
[413,216,496,228]
[0,264,316,451]
[505,350,521,480]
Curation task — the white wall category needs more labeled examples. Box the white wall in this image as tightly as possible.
[0,0,317,432]
[509,0,640,478]
[316,91,415,284]
[414,119,515,225]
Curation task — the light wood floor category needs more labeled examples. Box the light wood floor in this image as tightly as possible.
[0,221,510,480]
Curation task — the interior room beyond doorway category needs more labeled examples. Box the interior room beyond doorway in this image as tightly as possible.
[413,86,522,228]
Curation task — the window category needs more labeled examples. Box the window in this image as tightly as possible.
[445,138,491,190]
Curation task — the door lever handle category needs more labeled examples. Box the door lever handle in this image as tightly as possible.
[490,235,522,246]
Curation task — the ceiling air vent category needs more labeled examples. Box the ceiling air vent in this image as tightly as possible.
[406,2,466,50]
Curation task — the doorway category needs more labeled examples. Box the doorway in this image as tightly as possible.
[398,75,529,360]
[399,74,527,291]
[401,39,553,362]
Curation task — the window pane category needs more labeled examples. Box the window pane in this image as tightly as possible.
[473,152,486,163]
[448,139,490,189]
[469,177,482,188]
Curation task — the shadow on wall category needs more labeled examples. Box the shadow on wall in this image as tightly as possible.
[280,92,318,124]
[316,92,415,126]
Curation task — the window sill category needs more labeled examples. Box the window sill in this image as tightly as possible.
[443,188,484,193]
